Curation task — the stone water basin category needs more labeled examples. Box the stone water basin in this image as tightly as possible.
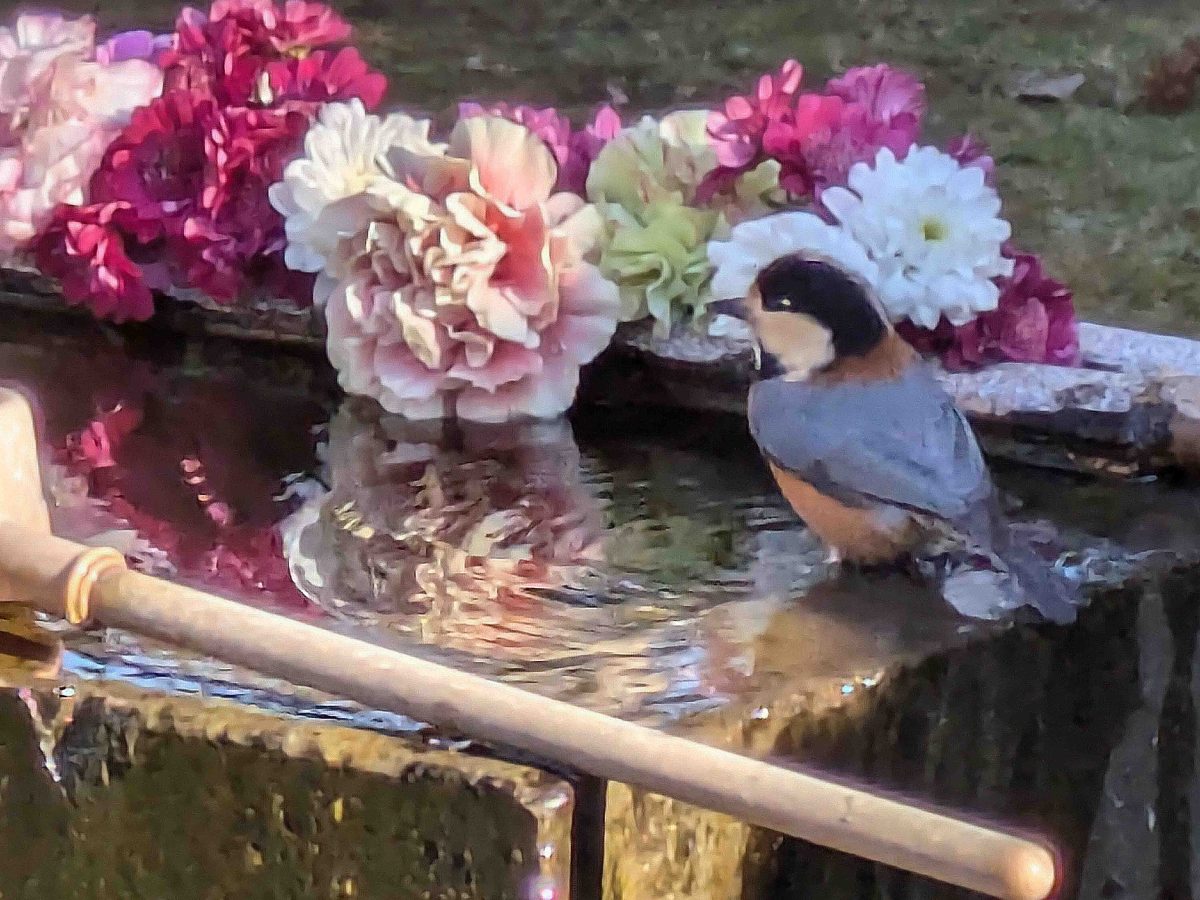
[0,308,1198,899]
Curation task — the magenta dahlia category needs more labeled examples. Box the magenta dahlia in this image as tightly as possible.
[36,201,154,322]
[897,247,1080,370]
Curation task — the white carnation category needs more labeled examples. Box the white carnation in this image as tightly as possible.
[268,99,446,279]
[706,211,878,302]
[821,145,1013,329]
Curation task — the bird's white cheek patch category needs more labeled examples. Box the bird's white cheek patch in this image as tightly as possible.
[756,311,835,380]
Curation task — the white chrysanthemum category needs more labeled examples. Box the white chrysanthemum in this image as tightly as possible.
[821,145,1013,329]
[269,99,446,277]
[706,211,878,302]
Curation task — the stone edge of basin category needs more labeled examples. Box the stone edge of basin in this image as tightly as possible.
[9,671,575,890]
[3,264,1199,476]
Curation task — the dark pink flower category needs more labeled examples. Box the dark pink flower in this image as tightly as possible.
[759,92,848,196]
[709,59,804,169]
[825,64,924,152]
[457,101,620,194]
[564,103,621,192]
[175,103,310,302]
[897,248,1079,370]
[701,61,931,202]
[264,47,386,109]
[89,90,213,243]
[208,0,351,53]
[36,201,155,322]
[948,133,996,186]
[163,0,365,105]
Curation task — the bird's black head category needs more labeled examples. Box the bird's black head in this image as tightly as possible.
[748,255,888,379]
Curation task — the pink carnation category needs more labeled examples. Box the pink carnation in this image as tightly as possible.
[42,0,378,321]
[36,201,154,322]
[897,248,1079,370]
[458,101,620,194]
[0,13,95,129]
[322,115,620,421]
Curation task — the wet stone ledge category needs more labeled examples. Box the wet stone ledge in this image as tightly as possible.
[2,266,1199,477]
[604,564,1200,900]
[0,670,574,900]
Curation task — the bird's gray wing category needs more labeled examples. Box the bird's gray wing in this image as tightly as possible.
[748,366,993,523]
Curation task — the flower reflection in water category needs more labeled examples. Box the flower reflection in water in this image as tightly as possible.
[283,400,797,721]
[290,402,606,623]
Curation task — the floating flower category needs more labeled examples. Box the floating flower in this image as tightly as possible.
[36,200,154,322]
[321,115,619,422]
[821,145,1012,328]
[897,248,1079,369]
[458,101,621,194]
[706,210,878,303]
[598,201,722,336]
[270,98,445,274]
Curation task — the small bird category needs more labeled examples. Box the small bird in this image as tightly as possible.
[735,253,1078,623]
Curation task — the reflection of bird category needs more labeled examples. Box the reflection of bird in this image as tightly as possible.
[735,253,1078,623]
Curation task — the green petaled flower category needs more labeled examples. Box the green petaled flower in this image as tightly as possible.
[586,111,781,338]
[597,202,725,338]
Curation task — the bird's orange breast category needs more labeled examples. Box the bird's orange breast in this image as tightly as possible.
[767,462,921,564]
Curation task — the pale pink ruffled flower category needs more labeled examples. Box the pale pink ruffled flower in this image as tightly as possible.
[0,119,112,250]
[0,14,95,129]
[321,115,620,422]
[0,13,163,258]
[457,101,620,194]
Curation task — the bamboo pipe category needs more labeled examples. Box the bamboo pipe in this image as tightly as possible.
[0,389,1058,900]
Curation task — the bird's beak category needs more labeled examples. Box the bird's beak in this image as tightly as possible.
[708,298,745,319]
